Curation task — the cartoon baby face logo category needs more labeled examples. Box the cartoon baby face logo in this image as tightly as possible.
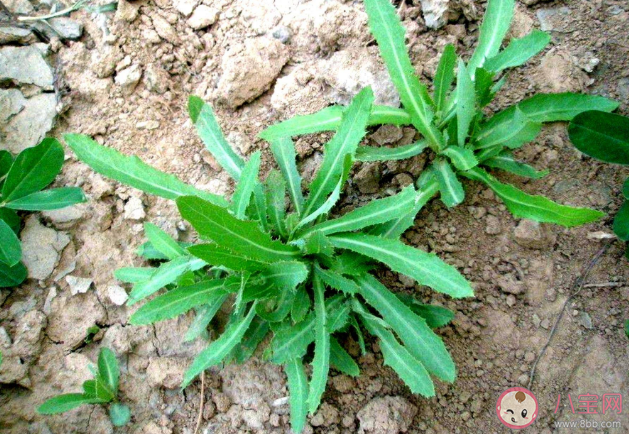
[496,387,538,429]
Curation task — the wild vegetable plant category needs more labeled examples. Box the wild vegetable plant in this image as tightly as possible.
[0,139,86,287]
[259,0,618,229]
[37,348,131,427]
[64,88,472,432]
[568,110,629,255]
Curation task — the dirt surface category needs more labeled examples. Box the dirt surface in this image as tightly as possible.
[1,0,629,433]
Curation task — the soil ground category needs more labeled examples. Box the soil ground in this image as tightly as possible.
[1,0,629,433]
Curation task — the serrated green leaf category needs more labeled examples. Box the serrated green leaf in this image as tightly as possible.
[304,88,373,216]
[396,294,455,328]
[355,274,455,382]
[370,178,439,239]
[462,167,604,227]
[130,279,233,325]
[114,267,154,283]
[475,106,542,153]
[144,222,185,260]
[330,337,359,377]
[329,233,473,298]
[356,140,428,162]
[184,295,229,342]
[182,302,258,388]
[434,44,457,114]
[349,316,367,356]
[568,111,629,165]
[442,146,478,171]
[109,403,131,427]
[368,105,413,126]
[82,380,98,398]
[484,152,548,179]
[308,275,330,415]
[65,134,227,206]
[475,68,496,108]
[265,170,287,238]
[127,256,206,304]
[456,60,475,147]
[189,96,244,180]
[285,358,309,434]
[37,394,101,415]
[251,184,269,232]
[329,252,373,276]
[303,231,335,256]
[98,348,119,396]
[256,286,295,323]
[303,185,416,237]
[2,138,63,202]
[613,202,629,241]
[364,0,442,148]
[0,260,26,287]
[292,286,311,323]
[359,312,435,396]
[484,30,551,73]
[4,188,85,211]
[315,264,359,295]
[261,261,309,291]
[0,219,21,267]
[269,137,305,216]
[231,151,261,218]
[468,0,515,73]
[433,160,465,208]
[177,196,300,262]
[187,243,268,272]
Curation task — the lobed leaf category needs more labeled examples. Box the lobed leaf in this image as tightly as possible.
[189,96,244,180]
[330,233,473,298]
[188,243,268,272]
[462,167,604,227]
[65,134,227,206]
[396,295,455,329]
[315,264,360,295]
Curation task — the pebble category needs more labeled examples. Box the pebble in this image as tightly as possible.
[107,285,128,306]
[136,120,160,130]
[66,275,93,295]
[485,215,502,235]
[187,5,218,30]
[123,196,145,220]
[115,64,142,95]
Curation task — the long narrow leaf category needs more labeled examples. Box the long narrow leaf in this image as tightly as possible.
[65,134,227,206]
[468,0,515,73]
[434,44,456,114]
[330,337,359,377]
[184,297,228,342]
[356,141,427,162]
[231,151,261,219]
[269,137,305,216]
[484,30,551,73]
[307,275,330,414]
[285,358,309,434]
[4,188,86,211]
[456,60,475,147]
[433,160,465,208]
[97,348,119,395]
[144,222,185,260]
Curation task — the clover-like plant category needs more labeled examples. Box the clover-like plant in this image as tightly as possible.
[38,348,131,427]
[568,110,629,255]
[64,88,472,432]
[259,0,618,230]
[0,139,86,287]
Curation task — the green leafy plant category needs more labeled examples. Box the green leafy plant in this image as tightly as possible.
[64,88,472,432]
[259,0,617,228]
[0,139,86,288]
[568,110,629,255]
[38,348,131,427]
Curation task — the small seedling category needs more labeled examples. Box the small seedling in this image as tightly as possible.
[0,139,86,288]
[38,348,131,427]
[568,110,629,256]
[259,0,617,228]
[65,89,472,432]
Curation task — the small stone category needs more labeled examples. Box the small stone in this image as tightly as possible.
[43,287,57,315]
[66,275,93,295]
[540,318,551,329]
[174,0,199,16]
[106,285,128,306]
[514,219,555,249]
[0,88,25,124]
[116,0,140,22]
[524,351,536,362]
[144,63,170,94]
[506,294,516,307]
[152,14,179,44]
[0,92,57,153]
[115,64,142,95]
[21,216,70,281]
[420,0,449,29]
[3,0,33,15]
[357,396,417,434]
[136,120,160,130]
[42,204,86,228]
[399,275,415,289]
[532,314,541,328]
[212,393,231,413]
[355,163,381,194]
[0,45,54,89]
[485,215,502,235]
[371,125,403,146]
[497,275,524,295]
[578,312,593,330]
[272,26,291,43]
[518,374,529,385]
[146,357,187,389]
[47,17,83,40]
[123,196,145,220]
[187,5,218,30]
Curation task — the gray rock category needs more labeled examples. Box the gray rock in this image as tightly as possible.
[42,204,86,229]
[174,0,199,16]
[0,92,57,153]
[321,47,400,107]
[0,45,54,89]
[115,64,142,95]
[271,26,291,44]
[536,7,570,32]
[66,275,93,296]
[514,219,556,249]
[0,88,26,124]
[20,216,70,281]
[49,17,83,40]
[218,37,289,109]
[187,5,218,29]
[617,78,629,102]
[419,0,449,29]
[3,0,33,14]
[0,26,35,45]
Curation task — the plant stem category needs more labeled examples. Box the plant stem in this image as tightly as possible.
[17,0,86,22]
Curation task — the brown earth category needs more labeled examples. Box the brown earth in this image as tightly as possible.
[1,0,629,433]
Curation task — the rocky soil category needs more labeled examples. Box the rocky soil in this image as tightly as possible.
[1,0,629,433]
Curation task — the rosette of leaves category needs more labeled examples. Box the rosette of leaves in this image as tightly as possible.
[568,110,629,255]
[259,0,618,229]
[0,139,86,288]
[38,348,131,427]
[64,88,473,432]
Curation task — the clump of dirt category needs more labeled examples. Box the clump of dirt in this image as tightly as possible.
[1,0,629,433]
